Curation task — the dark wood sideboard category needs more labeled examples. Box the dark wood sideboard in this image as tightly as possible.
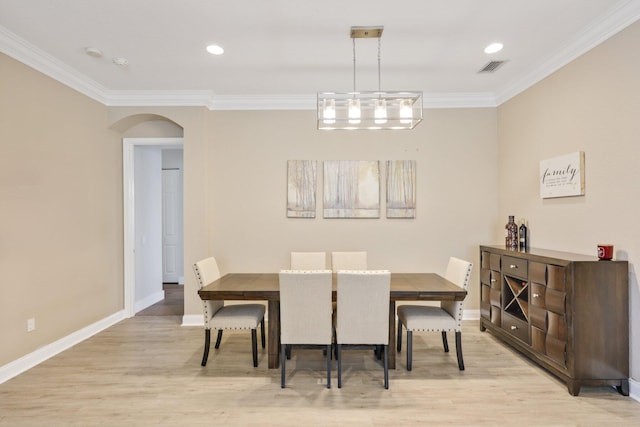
[479,245,629,396]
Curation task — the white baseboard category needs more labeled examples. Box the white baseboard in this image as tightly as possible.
[463,309,480,321]
[629,377,640,402]
[181,314,204,327]
[0,311,126,384]
[134,290,164,313]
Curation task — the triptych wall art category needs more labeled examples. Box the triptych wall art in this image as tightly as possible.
[286,160,416,219]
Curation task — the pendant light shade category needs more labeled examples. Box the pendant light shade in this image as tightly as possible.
[317,26,423,130]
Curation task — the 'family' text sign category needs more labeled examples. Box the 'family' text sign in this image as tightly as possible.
[539,151,585,199]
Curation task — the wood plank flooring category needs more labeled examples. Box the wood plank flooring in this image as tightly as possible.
[1,317,638,426]
[136,284,184,317]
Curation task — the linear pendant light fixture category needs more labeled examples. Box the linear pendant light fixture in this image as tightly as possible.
[318,26,423,130]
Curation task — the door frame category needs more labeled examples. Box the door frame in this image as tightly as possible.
[123,137,184,317]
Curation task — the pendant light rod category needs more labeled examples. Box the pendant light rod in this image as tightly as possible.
[353,37,356,93]
[378,36,382,92]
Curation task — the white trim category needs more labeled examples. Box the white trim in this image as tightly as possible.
[630,377,640,402]
[3,2,638,110]
[122,137,184,318]
[181,314,204,327]
[463,309,481,321]
[105,90,215,108]
[0,25,107,104]
[495,0,640,104]
[0,311,125,384]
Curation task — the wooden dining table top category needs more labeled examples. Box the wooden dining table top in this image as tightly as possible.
[198,272,467,301]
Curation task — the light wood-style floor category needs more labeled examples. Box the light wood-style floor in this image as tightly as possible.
[1,316,638,426]
[136,284,184,317]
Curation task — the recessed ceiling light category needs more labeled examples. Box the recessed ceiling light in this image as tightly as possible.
[206,44,224,55]
[484,42,503,54]
[85,47,103,58]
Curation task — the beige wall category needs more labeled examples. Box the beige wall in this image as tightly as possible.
[497,21,640,381]
[207,108,498,307]
[0,54,123,366]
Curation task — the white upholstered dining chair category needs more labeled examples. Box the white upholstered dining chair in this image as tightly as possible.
[193,257,266,367]
[279,270,333,388]
[396,257,473,371]
[335,270,391,389]
[290,251,327,270]
[331,251,367,271]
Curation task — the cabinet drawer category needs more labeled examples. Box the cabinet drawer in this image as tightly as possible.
[547,265,566,291]
[529,262,546,284]
[546,288,566,314]
[546,335,566,367]
[489,253,501,271]
[481,251,491,270]
[490,288,501,307]
[530,305,547,330]
[480,268,490,285]
[530,283,546,307]
[502,312,529,344]
[503,256,528,280]
[531,326,546,354]
[547,311,567,340]
[480,301,491,319]
[490,306,501,326]
[481,283,491,303]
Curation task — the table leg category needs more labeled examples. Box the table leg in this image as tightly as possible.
[388,300,396,369]
[268,300,280,369]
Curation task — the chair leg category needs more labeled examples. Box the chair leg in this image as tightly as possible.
[251,329,258,367]
[326,344,332,389]
[285,344,291,360]
[407,330,413,371]
[383,344,389,390]
[201,329,211,367]
[455,331,464,371]
[397,321,402,352]
[442,331,449,353]
[337,344,342,388]
[281,344,286,388]
[260,318,266,348]
[375,345,382,360]
[214,330,223,349]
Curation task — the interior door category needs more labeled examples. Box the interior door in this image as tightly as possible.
[162,168,183,283]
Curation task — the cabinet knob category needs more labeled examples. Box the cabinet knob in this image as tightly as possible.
[491,278,496,283]
[533,293,540,298]
[510,325,517,330]
[510,264,518,269]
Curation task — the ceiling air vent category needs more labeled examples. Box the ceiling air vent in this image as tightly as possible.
[478,60,507,73]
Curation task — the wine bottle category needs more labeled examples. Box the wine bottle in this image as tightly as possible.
[519,218,528,251]
[505,215,518,250]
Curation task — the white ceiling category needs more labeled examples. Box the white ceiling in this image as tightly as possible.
[1,0,639,109]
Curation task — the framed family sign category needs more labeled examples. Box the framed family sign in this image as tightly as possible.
[539,151,585,199]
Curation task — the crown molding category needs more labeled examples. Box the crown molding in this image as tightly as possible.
[104,90,215,108]
[495,0,640,105]
[0,25,108,104]
[2,1,639,111]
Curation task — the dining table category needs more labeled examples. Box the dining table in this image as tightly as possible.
[198,272,467,369]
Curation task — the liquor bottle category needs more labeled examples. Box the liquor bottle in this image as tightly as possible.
[519,218,528,251]
[505,215,518,250]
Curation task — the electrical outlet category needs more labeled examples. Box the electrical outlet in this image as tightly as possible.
[27,318,35,332]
